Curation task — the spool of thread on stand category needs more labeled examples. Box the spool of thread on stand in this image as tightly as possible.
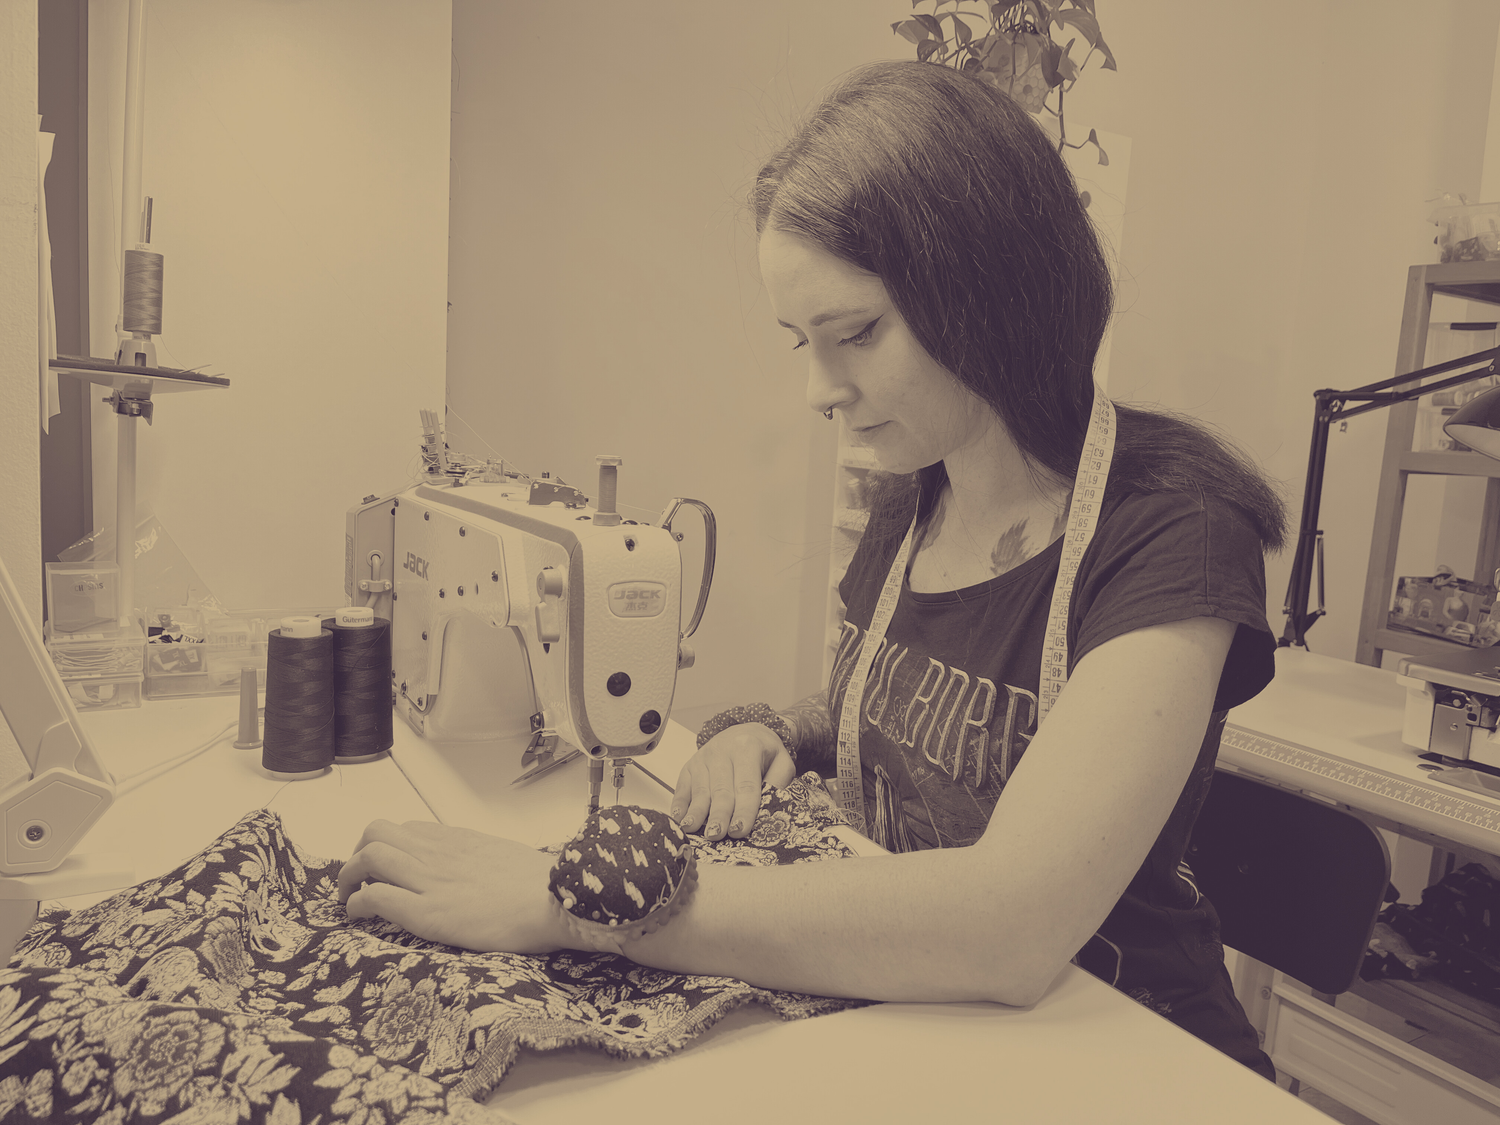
[262,616,334,780]
[330,606,393,762]
[122,248,164,335]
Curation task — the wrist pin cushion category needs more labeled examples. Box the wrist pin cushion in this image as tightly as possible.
[548,806,698,949]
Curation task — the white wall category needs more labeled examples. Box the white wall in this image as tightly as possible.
[450,1,1500,708]
[1062,0,1500,663]
[86,0,451,611]
[0,0,40,786]
[446,2,914,718]
[40,0,1500,756]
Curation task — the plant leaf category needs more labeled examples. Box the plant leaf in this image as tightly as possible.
[1053,9,1100,45]
[1022,30,1049,73]
[1039,40,1063,86]
[1087,128,1109,166]
[917,38,943,62]
[946,11,974,45]
[914,13,945,37]
[1093,31,1118,71]
[1079,189,1091,209]
[893,19,929,44]
[1056,40,1079,81]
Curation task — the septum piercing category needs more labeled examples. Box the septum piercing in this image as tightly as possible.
[823,408,834,420]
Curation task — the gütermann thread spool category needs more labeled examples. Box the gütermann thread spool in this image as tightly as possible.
[262,615,334,780]
[330,606,393,763]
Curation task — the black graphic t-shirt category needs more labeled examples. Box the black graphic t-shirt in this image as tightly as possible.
[827,487,1277,1077]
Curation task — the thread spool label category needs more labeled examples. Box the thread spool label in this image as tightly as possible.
[337,608,375,627]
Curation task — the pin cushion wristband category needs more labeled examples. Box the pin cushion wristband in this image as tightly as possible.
[548,805,697,952]
[695,702,797,761]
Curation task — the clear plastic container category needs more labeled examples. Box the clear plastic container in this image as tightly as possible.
[63,675,143,711]
[144,608,329,698]
[46,622,145,680]
[45,563,121,634]
[1432,201,1500,262]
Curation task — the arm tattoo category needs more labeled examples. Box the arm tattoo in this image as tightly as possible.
[778,691,835,764]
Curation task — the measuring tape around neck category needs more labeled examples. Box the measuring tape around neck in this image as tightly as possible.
[1038,391,1117,724]
[831,389,1118,833]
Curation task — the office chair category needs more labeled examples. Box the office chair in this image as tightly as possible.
[1189,769,1391,997]
[1188,769,1392,1099]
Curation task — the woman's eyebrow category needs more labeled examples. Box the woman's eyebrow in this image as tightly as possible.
[777,306,875,329]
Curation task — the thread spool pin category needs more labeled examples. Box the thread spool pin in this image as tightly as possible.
[595,455,622,528]
[233,667,262,749]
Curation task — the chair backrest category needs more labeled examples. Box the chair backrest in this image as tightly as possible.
[1187,770,1391,995]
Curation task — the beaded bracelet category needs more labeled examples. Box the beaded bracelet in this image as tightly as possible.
[695,702,797,762]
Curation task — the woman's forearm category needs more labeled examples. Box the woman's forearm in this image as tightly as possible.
[777,691,835,765]
[618,846,1057,1007]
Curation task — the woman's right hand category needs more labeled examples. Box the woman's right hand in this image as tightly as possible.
[671,724,797,841]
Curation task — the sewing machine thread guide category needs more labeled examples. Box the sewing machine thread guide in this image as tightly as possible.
[1220,724,1500,834]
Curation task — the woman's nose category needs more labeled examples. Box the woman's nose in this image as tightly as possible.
[805,352,853,418]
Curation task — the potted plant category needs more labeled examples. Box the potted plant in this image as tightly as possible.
[892,1,1116,177]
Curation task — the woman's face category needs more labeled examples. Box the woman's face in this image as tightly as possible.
[758,227,1000,475]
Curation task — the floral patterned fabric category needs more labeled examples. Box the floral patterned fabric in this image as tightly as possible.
[2,774,870,1123]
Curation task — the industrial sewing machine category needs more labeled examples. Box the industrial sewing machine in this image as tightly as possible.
[344,417,714,809]
[1399,645,1500,784]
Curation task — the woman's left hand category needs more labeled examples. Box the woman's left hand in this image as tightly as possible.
[338,819,562,954]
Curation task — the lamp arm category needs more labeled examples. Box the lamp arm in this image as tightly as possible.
[1280,396,1335,647]
[1279,346,1500,649]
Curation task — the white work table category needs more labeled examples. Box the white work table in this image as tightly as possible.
[1223,647,1500,1124]
[66,692,1327,1124]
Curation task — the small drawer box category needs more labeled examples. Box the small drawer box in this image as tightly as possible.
[144,666,264,700]
[62,675,143,712]
[45,623,146,680]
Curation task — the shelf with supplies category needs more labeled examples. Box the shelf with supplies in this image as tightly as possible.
[1356,260,1500,669]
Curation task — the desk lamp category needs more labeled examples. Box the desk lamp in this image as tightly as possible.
[1281,352,1500,648]
[1445,384,1500,458]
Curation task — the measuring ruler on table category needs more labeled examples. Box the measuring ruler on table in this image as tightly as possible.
[1220,723,1500,852]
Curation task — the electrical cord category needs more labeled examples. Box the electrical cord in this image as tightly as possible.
[113,718,243,797]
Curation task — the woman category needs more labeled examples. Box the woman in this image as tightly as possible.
[339,60,1286,1080]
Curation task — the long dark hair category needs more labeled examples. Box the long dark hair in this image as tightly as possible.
[752,60,1285,550]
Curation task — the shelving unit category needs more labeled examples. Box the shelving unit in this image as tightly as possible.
[1328,261,1500,1121]
[1356,261,1500,668]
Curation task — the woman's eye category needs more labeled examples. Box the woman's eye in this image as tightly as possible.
[791,339,807,351]
[838,316,882,347]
